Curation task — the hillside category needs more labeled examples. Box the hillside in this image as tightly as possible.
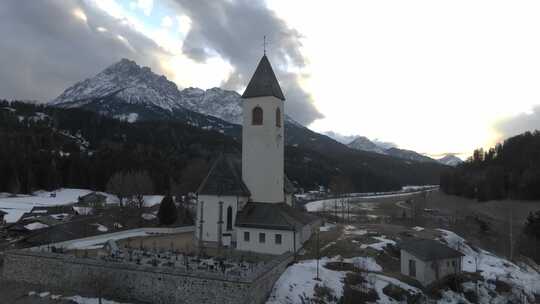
[1,101,446,196]
[440,130,540,201]
[44,59,448,190]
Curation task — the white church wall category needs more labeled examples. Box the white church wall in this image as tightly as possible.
[236,227,300,255]
[242,96,285,203]
[195,195,247,243]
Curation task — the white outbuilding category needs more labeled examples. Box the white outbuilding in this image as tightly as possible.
[400,238,464,286]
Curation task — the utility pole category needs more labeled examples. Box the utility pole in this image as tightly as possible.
[198,201,204,255]
[315,229,320,281]
[509,207,514,261]
[217,201,223,255]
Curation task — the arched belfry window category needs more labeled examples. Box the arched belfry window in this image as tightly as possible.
[226,206,233,231]
[252,106,263,125]
[276,107,281,127]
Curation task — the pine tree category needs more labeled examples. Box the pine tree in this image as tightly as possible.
[524,211,540,240]
[158,195,177,225]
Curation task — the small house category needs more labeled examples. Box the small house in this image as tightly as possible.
[78,192,107,208]
[400,239,464,286]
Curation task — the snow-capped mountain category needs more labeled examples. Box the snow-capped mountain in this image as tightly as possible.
[180,87,243,124]
[347,136,388,155]
[53,59,183,111]
[344,135,437,163]
[51,59,255,137]
[322,131,360,145]
[438,154,463,166]
[385,147,436,163]
[52,58,302,131]
[49,58,448,170]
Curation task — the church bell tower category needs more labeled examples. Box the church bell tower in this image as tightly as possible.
[241,55,285,203]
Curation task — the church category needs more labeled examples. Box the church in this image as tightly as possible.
[195,54,320,255]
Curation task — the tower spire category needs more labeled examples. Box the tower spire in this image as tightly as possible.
[241,54,285,100]
[263,35,266,56]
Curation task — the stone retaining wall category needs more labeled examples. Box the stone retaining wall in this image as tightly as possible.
[2,250,292,304]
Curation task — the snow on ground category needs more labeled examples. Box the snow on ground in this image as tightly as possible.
[437,229,540,300]
[320,241,336,252]
[65,295,131,304]
[93,223,108,232]
[24,222,49,230]
[319,222,336,232]
[343,225,367,236]
[114,112,139,123]
[305,188,435,212]
[366,273,420,303]
[305,198,353,212]
[360,236,396,251]
[269,228,538,304]
[0,189,109,223]
[266,258,347,304]
[412,226,424,231]
[60,230,152,250]
[142,195,163,207]
[357,202,376,211]
[27,292,131,304]
[0,189,162,223]
[141,213,157,220]
[343,256,382,272]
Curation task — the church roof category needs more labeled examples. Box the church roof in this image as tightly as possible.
[400,239,464,261]
[242,55,285,101]
[235,202,319,231]
[197,154,251,197]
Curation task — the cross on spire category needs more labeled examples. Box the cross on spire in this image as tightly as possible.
[263,35,267,55]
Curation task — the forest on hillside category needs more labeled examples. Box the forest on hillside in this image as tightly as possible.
[0,100,415,196]
[440,130,540,201]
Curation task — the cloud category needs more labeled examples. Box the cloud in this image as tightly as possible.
[494,105,540,139]
[0,0,169,101]
[161,16,173,28]
[172,0,323,125]
[130,0,154,16]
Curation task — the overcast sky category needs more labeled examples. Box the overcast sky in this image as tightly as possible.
[1,0,540,158]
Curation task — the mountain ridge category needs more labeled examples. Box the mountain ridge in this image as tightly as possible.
[46,58,448,187]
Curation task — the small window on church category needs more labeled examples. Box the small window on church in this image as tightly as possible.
[226,206,233,231]
[252,106,263,125]
[276,107,281,127]
[259,232,266,243]
[275,234,282,244]
[244,231,250,242]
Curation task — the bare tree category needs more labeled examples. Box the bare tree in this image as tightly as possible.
[131,171,155,209]
[107,170,154,208]
[329,175,354,222]
[106,171,128,207]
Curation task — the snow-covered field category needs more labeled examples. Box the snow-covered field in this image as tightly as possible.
[0,188,163,223]
[266,258,347,304]
[305,188,436,212]
[266,227,540,304]
[437,229,540,301]
[59,230,153,250]
[27,291,130,304]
